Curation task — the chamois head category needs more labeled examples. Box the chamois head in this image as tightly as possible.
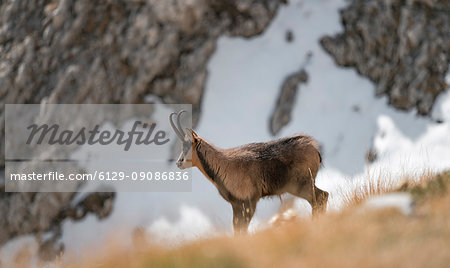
[169,110,198,169]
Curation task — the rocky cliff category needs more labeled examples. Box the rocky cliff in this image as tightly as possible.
[0,0,281,259]
[320,0,450,115]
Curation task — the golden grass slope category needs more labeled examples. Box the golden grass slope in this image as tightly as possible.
[63,170,450,268]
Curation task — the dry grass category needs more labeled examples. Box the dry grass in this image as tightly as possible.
[58,170,450,268]
[341,176,396,206]
[340,168,437,207]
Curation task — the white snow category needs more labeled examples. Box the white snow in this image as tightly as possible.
[432,86,450,122]
[2,0,450,264]
[146,205,215,245]
[0,236,39,267]
[364,193,414,216]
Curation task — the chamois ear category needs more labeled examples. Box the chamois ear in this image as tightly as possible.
[190,129,199,139]
[185,128,198,142]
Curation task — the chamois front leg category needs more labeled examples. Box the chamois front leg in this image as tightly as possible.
[312,187,328,216]
[231,199,257,235]
[289,182,329,217]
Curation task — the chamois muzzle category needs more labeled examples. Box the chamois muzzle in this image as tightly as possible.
[176,159,183,169]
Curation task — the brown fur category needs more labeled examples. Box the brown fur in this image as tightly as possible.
[179,130,329,234]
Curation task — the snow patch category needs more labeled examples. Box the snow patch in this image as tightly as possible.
[0,236,39,267]
[146,205,215,245]
[364,193,414,215]
[431,89,450,123]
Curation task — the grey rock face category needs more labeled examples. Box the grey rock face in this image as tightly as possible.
[0,0,281,168]
[0,0,281,256]
[269,69,308,136]
[321,0,450,115]
[269,52,312,136]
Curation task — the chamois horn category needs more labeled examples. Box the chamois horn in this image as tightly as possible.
[177,110,186,137]
[169,110,187,140]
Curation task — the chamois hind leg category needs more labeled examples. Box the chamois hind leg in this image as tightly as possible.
[289,181,328,217]
[312,186,328,215]
[231,199,257,235]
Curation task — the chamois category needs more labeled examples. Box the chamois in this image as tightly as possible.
[170,110,328,234]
